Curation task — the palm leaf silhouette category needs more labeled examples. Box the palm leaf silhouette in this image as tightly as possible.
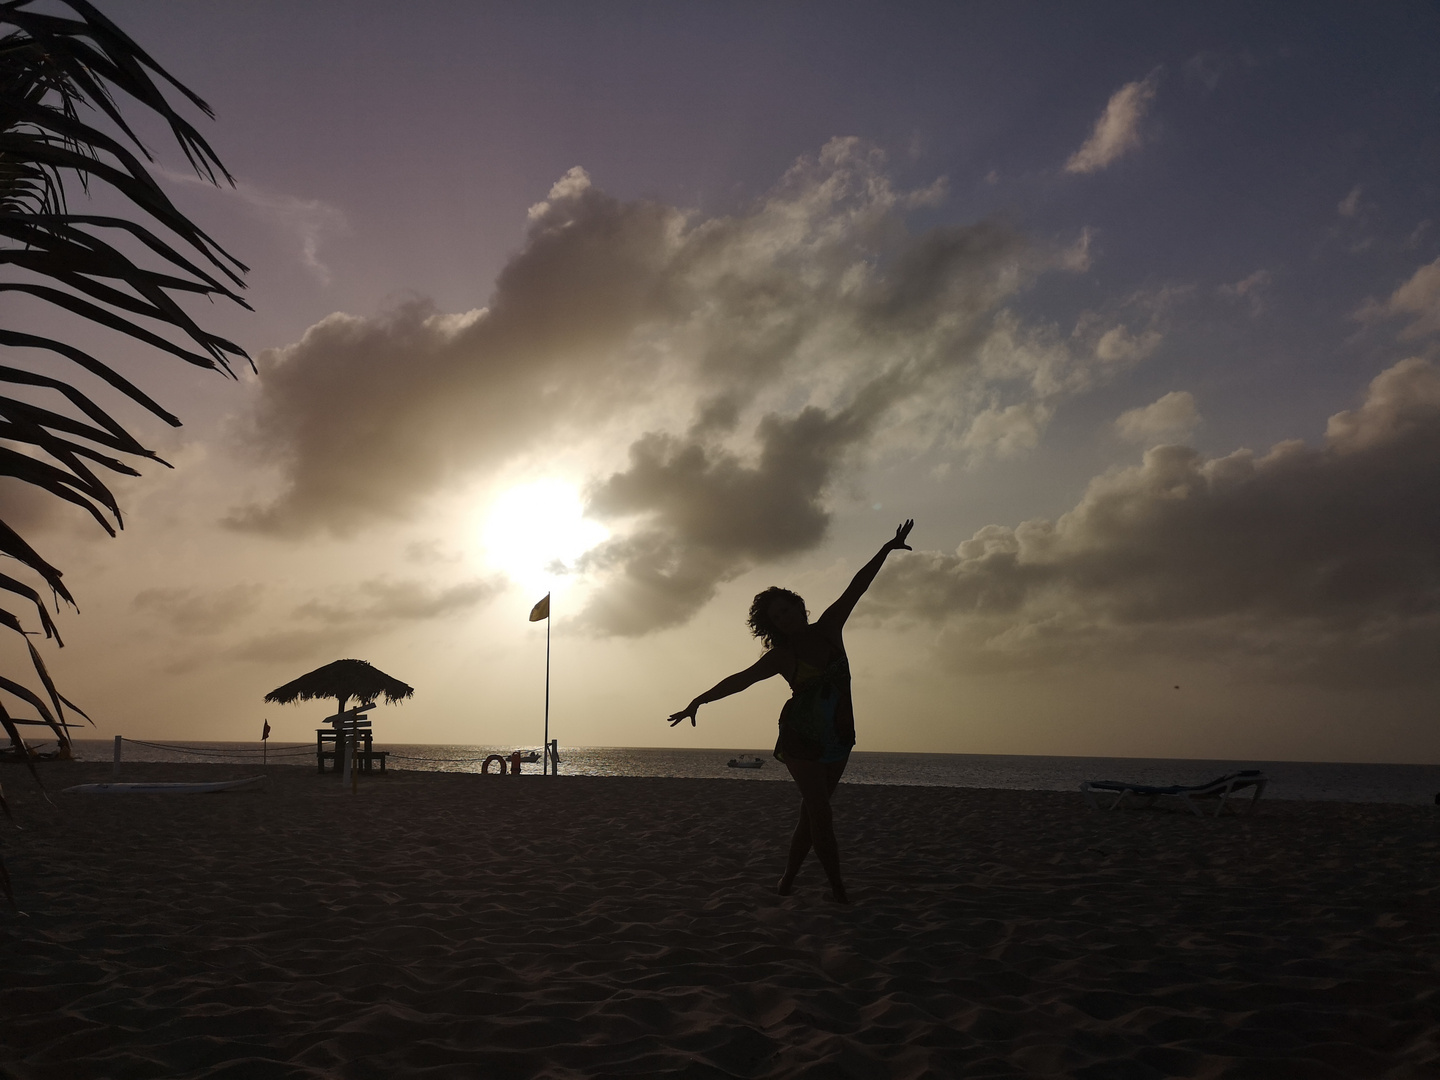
[0,0,248,769]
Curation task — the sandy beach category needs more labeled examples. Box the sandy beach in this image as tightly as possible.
[1,764,1436,1079]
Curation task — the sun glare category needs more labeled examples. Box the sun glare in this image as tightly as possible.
[480,480,608,593]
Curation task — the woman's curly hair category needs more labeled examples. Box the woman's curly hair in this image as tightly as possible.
[748,587,807,651]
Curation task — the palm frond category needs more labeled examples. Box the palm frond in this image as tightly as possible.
[0,0,249,760]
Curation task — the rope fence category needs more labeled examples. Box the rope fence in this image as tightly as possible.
[120,737,312,758]
[112,738,544,768]
[384,752,529,763]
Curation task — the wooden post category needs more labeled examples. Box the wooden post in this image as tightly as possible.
[113,735,121,777]
[543,613,551,775]
[334,693,350,782]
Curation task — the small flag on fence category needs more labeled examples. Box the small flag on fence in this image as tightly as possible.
[262,720,271,741]
[529,593,550,622]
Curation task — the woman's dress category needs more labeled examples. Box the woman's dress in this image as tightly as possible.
[773,651,855,763]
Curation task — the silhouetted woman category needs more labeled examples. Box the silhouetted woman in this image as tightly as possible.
[667,520,913,904]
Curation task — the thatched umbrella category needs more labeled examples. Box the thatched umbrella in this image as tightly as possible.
[265,659,413,780]
[264,658,414,716]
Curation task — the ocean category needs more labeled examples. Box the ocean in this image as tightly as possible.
[65,739,1440,805]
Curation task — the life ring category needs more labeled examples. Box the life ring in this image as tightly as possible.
[480,754,508,775]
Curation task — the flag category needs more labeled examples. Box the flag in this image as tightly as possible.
[262,720,271,741]
[528,593,550,622]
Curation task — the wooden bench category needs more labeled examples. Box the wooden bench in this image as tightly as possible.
[316,729,389,774]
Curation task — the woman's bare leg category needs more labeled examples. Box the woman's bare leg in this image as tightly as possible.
[777,807,812,895]
[778,757,848,900]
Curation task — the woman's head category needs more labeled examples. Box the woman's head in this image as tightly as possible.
[748,587,808,650]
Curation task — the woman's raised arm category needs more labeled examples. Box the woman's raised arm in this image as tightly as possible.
[667,649,784,727]
[819,519,913,629]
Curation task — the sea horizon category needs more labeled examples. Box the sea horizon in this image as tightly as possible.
[64,739,1440,805]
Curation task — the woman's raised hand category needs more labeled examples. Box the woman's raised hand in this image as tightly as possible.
[888,519,914,551]
[667,703,698,727]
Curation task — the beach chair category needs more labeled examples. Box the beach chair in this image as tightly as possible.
[1082,769,1267,817]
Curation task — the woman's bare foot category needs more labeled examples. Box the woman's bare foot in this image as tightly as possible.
[777,873,796,896]
[825,886,851,905]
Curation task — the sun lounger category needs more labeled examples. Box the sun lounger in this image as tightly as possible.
[1082,769,1267,816]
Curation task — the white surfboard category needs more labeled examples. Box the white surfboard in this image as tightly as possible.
[63,776,267,795]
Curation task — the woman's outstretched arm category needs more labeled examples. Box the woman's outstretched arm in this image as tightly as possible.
[667,650,784,727]
[819,519,913,629]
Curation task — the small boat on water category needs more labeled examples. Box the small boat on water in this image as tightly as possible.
[727,755,765,769]
[63,776,267,795]
[517,751,541,763]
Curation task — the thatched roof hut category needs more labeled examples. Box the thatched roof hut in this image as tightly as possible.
[263,659,414,716]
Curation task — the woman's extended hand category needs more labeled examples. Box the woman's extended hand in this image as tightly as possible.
[887,519,914,551]
[667,702,698,727]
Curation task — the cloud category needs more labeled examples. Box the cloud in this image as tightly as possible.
[1094,324,1162,365]
[1182,49,1258,93]
[161,168,346,282]
[1218,269,1272,316]
[870,359,1440,685]
[295,576,502,624]
[234,185,348,284]
[133,584,265,635]
[0,476,66,535]
[1068,286,1182,384]
[1064,73,1160,175]
[1113,391,1201,444]
[232,140,1115,634]
[130,575,501,670]
[1337,185,1363,218]
[1356,257,1440,339]
[960,400,1054,460]
[578,396,887,634]
[229,575,503,663]
[403,539,463,565]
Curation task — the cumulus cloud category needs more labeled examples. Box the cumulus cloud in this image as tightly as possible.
[871,359,1440,684]
[1113,391,1201,444]
[1356,257,1440,339]
[959,401,1054,460]
[1067,287,1181,384]
[578,397,887,633]
[234,139,1115,634]
[1064,73,1160,175]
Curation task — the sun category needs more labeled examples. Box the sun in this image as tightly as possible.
[480,479,608,592]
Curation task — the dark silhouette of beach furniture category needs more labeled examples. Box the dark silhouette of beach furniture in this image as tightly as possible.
[265,659,412,782]
[1082,770,1267,816]
[315,728,388,774]
[265,659,412,780]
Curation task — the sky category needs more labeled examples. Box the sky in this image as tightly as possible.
[5,1,1440,762]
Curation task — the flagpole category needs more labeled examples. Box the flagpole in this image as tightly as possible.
[528,591,553,776]
[543,606,551,776]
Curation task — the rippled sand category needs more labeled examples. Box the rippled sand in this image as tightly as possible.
[1,763,1437,1078]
